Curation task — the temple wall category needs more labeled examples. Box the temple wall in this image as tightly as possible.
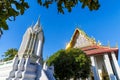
[0,60,13,79]
[0,57,37,80]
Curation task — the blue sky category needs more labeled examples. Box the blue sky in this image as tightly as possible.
[0,0,120,64]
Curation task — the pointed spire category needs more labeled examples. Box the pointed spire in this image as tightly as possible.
[43,61,48,70]
[31,21,34,27]
[33,17,41,30]
[97,40,101,45]
[108,41,110,48]
[115,42,118,48]
[36,16,40,26]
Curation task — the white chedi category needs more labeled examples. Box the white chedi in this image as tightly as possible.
[0,18,55,80]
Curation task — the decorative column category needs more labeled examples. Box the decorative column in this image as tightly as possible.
[90,56,100,80]
[103,54,116,80]
[30,33,37,55]
[111,52,120,80]
[18,28,32,59]
[26,33,33,55]
[36,40,42,57]
[98,69,102,80]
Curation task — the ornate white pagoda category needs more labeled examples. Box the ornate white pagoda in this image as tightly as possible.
[0,18,55,80]
[66,28,120,80]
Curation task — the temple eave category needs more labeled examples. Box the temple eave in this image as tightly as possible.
[82,46,118,59]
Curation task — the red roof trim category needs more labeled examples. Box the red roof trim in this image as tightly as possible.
[80,45,118,56]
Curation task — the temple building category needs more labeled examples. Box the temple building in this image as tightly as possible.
[66,28,120,80]
[0,18,55,80]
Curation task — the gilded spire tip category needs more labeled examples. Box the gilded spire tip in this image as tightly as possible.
[33,17,41,30]
[108,41,110,47]
[116,42,118,48]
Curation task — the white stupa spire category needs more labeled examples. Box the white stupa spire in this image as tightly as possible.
[33,17,41,31]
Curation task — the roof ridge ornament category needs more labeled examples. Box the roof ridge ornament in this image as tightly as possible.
[107,41,110,48]
[116,42,118,48]
[66,43,71,50]
[97,40,102,46]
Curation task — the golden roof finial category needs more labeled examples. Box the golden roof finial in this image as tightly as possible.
[91,36,96,44]
[115,42,118,48]
[98,40,102,45]
[66,43,71,50]
[108,41,110,48]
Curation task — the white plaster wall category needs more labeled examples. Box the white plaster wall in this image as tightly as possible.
[0,62,13,78]
[74,33,92,48]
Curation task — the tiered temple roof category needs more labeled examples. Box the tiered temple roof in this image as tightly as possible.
[66,28,119,58]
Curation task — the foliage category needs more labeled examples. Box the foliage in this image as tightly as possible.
[47,48,91,80]
[0,0,29,35]
[38,0,100,14]
[2,48,18,61]
[0,0,100,37]
[0,28,2,37]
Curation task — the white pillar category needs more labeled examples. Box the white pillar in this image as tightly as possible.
[103,54,116,80]
[111,52,120,80]
[36,40,42,57]
[98,69,102,80]
[90,56,100,80]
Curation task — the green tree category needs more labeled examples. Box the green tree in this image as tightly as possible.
[47,48,91,80]
[0,0,29,31]
[0,0,100,37]
[0,28,2,37]
[38,0,100,14]
[2,48,18,61]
